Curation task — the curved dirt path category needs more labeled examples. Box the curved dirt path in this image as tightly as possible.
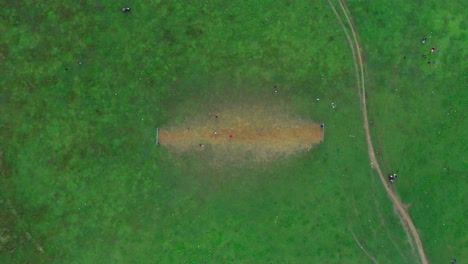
[327,0,429,263]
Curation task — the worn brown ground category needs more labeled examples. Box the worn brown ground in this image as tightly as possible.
[159,103,323,163]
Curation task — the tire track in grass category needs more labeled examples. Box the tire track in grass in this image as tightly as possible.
[351,230,379,264]
[6,199,47,256]
[350,195,380,263]
[326,0,429,263]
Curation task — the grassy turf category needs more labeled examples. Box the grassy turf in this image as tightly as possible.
[0,0,465,263]
[348,0,467,262]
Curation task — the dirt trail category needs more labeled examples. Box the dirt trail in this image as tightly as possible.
[327,0,429,263]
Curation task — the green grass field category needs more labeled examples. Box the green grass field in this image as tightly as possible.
[0,0,466,263]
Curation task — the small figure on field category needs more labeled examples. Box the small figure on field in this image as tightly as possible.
[214,131,218,135]
[422,37,427,44]
[320,124,324,129]
[199,144,204,148]
[229,134,233,138]
[388,173,397,183]
[451,259,457,264]
[122,7,131,12]
[431,47,437,53]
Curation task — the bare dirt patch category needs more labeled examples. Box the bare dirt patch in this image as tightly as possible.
[159,102,323,163]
